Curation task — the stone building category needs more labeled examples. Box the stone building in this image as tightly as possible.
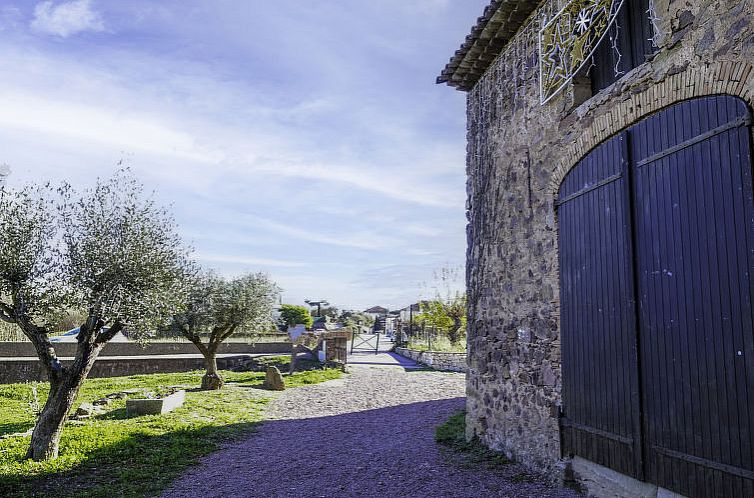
[439,0,754,496]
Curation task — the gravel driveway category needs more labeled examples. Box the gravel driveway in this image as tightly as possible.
[161,354,580,498]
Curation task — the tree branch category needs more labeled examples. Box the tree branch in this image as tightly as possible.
[77,315,104,346]
[15,314,63,382]
[209,325,221,345]
[185,329,210,357]
[180,325,199,343]
[94,321,124,345]
[208,327,224,353]
[218,323,238,343]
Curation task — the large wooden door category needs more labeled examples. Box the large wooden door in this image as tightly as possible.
[632,96,754,497]
[558,95,754,497]
[558,131,644,479]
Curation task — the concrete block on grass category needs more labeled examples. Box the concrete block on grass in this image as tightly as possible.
[126,390,185,416]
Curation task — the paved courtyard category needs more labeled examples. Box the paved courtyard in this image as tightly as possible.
[161,352,580,498]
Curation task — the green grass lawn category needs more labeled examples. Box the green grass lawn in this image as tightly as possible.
[0,362,342,498]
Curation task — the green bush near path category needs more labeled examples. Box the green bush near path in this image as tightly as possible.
[0,365,342,498]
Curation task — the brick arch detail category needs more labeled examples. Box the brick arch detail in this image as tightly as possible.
[548,60,754,197]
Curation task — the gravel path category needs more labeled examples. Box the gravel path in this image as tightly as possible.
[161,354,580,498]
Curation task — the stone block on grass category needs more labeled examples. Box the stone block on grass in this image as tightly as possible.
[126,390,186,417]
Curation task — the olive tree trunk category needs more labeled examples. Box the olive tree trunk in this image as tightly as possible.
[200,348,224,390]
[23,331,104,460]
[289,344,299,374]
[27,369,87,460]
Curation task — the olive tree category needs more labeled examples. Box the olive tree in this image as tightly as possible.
[172,272,279,390]
[0,173,190,461]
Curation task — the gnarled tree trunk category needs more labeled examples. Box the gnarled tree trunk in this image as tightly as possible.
[200,349,224,390]
[182,325,239,390]
[27,371,86,460]
[289,344,299,374]
[449,316,463,345]
[20,317,114,461]
[25,339,103,460]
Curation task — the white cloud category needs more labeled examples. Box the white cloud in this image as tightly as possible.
[195,253,307,268]
[31,0,105,37]
[0,90,214,163]
[245,215,403,251]
[243,158,463,208]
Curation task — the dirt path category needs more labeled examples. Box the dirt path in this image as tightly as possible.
[161,355,579,498]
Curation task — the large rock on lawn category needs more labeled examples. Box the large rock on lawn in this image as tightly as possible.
[264,366,285,391]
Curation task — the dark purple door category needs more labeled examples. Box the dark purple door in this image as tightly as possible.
[558,130,644,479]
[559,95,754,497]
[632,96,754,497]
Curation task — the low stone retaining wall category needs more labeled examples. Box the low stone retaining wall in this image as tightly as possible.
[395,347,467,372]
[0,341,292,383]
[0,354,262,384]
[0,341,291,357]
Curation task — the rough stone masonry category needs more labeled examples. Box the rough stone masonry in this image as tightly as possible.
[442,0,754,488]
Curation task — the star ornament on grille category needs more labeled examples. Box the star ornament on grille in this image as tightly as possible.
[546,42,568,81]
[575,9,591,34]
[545,19,570,78]
[539,0,624,104]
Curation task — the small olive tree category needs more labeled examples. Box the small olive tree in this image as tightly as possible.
[172,272,279,390]
[0,172,190,461]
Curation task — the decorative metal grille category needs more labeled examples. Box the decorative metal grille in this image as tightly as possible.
[539,0,625,104]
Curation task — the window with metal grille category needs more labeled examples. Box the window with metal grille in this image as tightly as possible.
[590,0,656,93]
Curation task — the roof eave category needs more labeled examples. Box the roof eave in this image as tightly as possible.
[437,0,540,92]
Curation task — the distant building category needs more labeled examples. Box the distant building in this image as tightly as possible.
[363,306,388,320]
[398,303,421,323]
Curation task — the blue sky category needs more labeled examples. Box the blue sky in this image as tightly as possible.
[0,0,487,311]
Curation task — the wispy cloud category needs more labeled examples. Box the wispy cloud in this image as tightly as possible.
[0,90,213,163]
[31,0,105,37]
[195,253,307,268]
[245,215,403,251]
[244,159,463,208]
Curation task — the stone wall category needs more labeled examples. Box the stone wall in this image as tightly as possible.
[0,341,291,358]
[0,354,259,384]
[395,347,467,372]
[464,0,754,482]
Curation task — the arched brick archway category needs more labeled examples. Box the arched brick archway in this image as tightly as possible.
[549,60,754,199]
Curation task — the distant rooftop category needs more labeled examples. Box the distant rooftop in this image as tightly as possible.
[364,306,388,314]
[437,0,539,91]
